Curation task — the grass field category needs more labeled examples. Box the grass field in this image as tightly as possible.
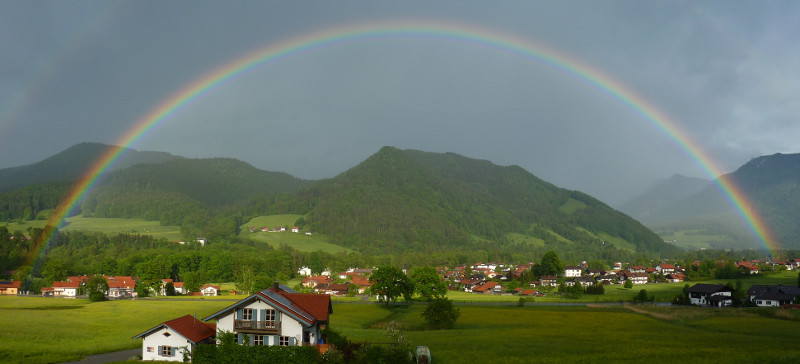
[3,217,183,240]
[240,215,353,254]
[4,276,799,364]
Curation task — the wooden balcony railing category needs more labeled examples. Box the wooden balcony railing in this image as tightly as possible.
[234,320,281,334]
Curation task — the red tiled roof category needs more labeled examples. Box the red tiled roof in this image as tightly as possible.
[273,290,332,323]
[200,284,221,290]
[133,315,216,343]
[0,281,22,289]
[52,281,80,288]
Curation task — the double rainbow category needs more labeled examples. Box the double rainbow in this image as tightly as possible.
[28,20,778,266]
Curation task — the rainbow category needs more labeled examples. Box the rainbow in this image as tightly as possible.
[29,20,779,265]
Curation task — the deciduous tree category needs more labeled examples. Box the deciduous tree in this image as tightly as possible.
[410,266,447,301]
[369,266,413,306]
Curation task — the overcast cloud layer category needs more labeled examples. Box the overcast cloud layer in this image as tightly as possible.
[1,1,798,204]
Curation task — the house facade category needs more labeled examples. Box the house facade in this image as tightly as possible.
[564,266,582,278]
[0,280,21,295]
[687,283,734,307]
[203,284,331,348]
[199,284,220,296]
[133,315,216,362]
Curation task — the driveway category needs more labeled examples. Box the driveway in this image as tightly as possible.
[60,348,140,364]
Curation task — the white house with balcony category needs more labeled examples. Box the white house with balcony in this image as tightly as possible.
[203,283,331,347]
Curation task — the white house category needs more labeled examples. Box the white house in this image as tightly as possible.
[686,283,734,307]
[199,284,220,296]
[133,315,216,362]
[564,266,583,278]
[297,266,312,277]
[203,283,331,348]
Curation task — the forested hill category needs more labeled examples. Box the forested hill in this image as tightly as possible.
[0,142,178,193]
[298,147,677,256]
[81,157,308,226]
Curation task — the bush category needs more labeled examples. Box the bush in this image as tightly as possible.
[422,298,460,330]
[193,344,321,364]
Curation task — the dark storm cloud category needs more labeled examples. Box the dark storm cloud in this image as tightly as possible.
[1,1,798,205]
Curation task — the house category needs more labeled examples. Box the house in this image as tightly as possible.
[539,276,558,287]
[301,275,333,289]
[106,276,137,298]
[655,264,676,275]
[736,261,760,274]
[349,276,372,294]
[627,265,645,273]
[665,273,685,283]
[686,283,734,307]
[48,281,81,297]
[573,276,596,288]
[0,280,21,295]
[597,274,618,285]
[297,266,312,277]
[564,266,582,278]
[160,279,185,295]
[203,283,331,348]
[747,285,800,307]
[472,281,502,295]
[199,284,221,296]
[291,226,300,233]
[518,289,545,297]
[459,278,482,292]
[620,271,649,285]
[133,314,216,362]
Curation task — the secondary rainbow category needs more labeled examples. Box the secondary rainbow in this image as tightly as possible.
[31,20,779,265]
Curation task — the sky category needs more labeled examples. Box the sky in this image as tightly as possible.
[1,1,799,205]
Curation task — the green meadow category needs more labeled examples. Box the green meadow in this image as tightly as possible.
[3,293,799,363]
[240,215,353,254]
[3,217,183,241]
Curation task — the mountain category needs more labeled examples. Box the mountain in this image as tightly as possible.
[617,174,710,223]
[622,153,800,250]
[298,147,677,256]
[82,157,308,226]
[0,142,178,193]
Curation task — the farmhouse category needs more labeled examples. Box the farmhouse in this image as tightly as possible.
[686,283,734,307]
[199,284,221,296]
[133,314,216,362]
[203,283,331,347]
[0,280,21,295]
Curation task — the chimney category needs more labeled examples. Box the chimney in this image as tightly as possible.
[274,281,280,291]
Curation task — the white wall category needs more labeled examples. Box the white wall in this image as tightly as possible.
[141,327,192,362]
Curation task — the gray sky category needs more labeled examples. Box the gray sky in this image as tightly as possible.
[1,1,798,205]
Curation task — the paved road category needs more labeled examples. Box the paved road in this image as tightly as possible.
[60,348,139,364]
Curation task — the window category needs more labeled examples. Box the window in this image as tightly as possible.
[254,334,265,346]
[242,308,254,320]
[160,346,172,357]
[264,309,276,322]
[279,336,290,346]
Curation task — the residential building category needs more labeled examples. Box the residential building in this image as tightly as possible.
[133,315,216,362]
[564,266,583,278]
[0,280,21,295]
[686,283,734,307]
[203,283,331,348]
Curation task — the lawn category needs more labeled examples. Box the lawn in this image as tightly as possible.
[61,217,183,240]
[2,296,798,363]
[239,215,353,254]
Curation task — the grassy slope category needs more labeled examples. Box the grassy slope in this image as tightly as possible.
[3,217,182,240]
[239,215,352,254]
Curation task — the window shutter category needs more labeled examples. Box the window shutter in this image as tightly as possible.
[170,347,175,357]
[157,346,163,356]
[237,308,243,319]
[273,335,279,346]
[276,311,281,323]
[236,333,242,344]
[249,334,254,346]
[289,337,295,346]
[260,309,266,322]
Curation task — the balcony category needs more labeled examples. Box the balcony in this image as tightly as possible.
[234,320,281,334]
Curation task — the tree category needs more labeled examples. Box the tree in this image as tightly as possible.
[533,251,563,277]
[410,266,447,301]
[164,281,176,296]
[623,279,633,290]
[41,259,68,283]
[369,266,413,306]
[422,298,460,330]
[86,276,108,302]
[633,288,653,303]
